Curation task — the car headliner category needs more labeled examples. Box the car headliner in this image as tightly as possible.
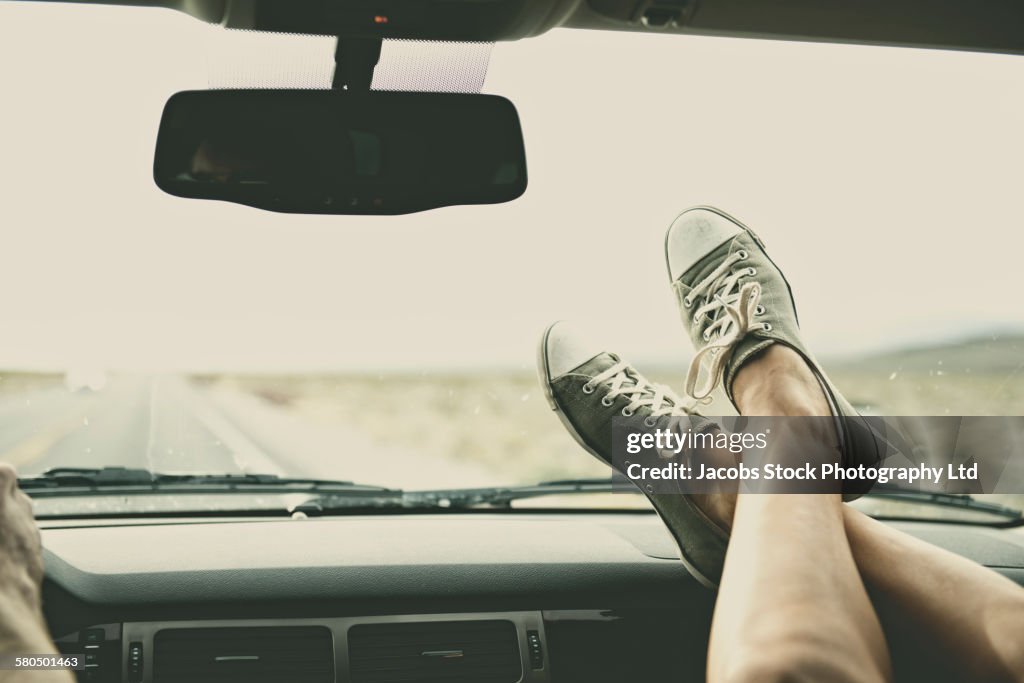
[19,0,1024,55]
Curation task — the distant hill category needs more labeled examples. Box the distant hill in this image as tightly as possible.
[826,333,1024,376]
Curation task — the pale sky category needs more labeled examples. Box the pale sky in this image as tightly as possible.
[1,2,1022,372]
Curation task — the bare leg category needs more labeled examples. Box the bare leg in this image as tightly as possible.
[699,345,1024,683]
[704,346,892,683]
[844,506,1024,683]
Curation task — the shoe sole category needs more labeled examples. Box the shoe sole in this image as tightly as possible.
[537,323,720,589]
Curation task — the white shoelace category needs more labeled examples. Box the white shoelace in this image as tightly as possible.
[678,250,765,401]
[584,359,700,420]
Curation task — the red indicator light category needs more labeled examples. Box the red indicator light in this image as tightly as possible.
[373,15,389,24]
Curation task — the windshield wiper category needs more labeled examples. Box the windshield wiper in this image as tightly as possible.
[25,470,1021,521]
[402,479,1024,517]
[19,466,396,497]
[24,470,622,513]
[867,485,1022,520]
[398,478,625,509]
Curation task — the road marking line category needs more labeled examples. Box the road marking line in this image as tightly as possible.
[177,380,284,476]
[0,412,89,469]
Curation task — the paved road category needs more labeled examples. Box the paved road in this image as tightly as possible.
[1,376,282,477]
[1,375,502,489]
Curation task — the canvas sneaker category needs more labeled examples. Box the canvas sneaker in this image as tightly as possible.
[538,321,729,588]
[665,206,886,498]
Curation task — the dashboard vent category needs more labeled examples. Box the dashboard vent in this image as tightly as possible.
[349,620,521,683]
[153,626,333,683]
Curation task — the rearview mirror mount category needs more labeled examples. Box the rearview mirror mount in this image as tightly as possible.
[153,89,528,215]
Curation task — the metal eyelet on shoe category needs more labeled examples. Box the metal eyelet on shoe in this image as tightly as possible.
[755,305,765,315]
[601,395,614,407]
[747,267,757,276]
[582,383,595,394]
[644,416,657,427]
[622,407,635,417]
[682,296,693,308]
[736,249,749,260]
[762,322,773,331]
[702,330,711,342]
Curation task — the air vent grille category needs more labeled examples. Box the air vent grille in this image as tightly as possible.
[349,620,521,683]
[153,626,333,683]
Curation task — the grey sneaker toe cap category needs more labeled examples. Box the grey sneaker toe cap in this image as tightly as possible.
[665,206,744,282]
[541,321,603,379]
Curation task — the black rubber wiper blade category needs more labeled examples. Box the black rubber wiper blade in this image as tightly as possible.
[404,477,623,509]
[19,467,395,495]
[152,473,394,492]
[18,467,156,488]
[868,485,1022,519]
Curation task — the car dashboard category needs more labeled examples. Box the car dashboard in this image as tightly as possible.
[39,513,1024,682]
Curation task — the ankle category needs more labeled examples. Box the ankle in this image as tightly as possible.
[733,345,831,417]
[742,385,828,418]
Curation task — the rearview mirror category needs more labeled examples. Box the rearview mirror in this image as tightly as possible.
[154,90,527,215]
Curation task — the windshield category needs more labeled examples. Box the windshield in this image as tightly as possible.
[2,3,1022,520]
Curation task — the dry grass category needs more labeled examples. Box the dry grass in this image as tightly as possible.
[0,372,61,396]
[208,367,1024,489]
